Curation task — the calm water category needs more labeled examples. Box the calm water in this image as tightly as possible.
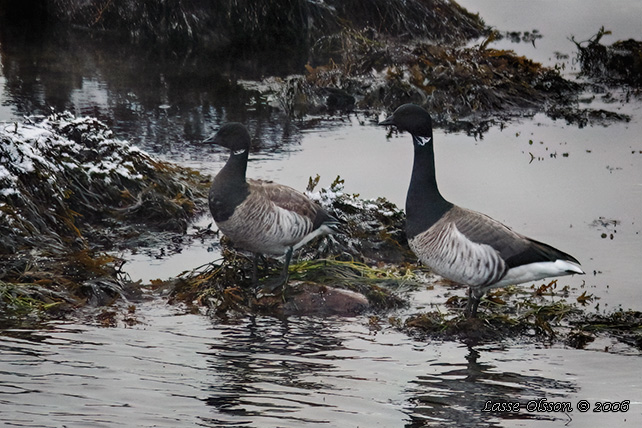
[1,301,640,427]
[1,1,642,427]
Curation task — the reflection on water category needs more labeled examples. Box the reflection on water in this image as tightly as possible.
[0,301,600,428]
[0,25,301,169]
[2,299,641,427]
[406,348,576,427]
[202,316,347,426]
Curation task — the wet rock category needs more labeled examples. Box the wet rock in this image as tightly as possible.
[263,282,370,317]
[324,87,356,112]
[79,277,128,307]
[570,310,642,350]
[565,330,596,349]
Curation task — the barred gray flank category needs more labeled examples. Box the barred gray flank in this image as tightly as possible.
[409,207,507,288]
[217,178,327,256]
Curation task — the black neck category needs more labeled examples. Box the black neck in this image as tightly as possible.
[405,135,453,238]
[219,149,249,184]
[209,149,250,222]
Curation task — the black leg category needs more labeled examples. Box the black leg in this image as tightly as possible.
[251,253,259,285]
[260,254,269,273]
[259,247,293,295]
[280,246,293,284]
[464,287,481,318]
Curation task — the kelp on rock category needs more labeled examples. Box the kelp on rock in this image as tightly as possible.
[1,112,208,315]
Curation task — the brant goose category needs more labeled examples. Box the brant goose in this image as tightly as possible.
[379,104,584,317]
[206,123,337,291]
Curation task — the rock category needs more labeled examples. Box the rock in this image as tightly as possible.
[245,282,371,317]
[283,282,370,316]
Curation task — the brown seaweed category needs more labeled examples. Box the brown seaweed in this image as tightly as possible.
[1,112,208,317]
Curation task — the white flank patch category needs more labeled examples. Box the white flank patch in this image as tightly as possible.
[293,223,336,251]
[493,260,585,289]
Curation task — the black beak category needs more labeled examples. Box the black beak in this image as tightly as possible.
[203,134,217,144]
[378,115,395,126]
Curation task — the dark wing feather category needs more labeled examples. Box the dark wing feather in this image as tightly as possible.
[248,179,333,229]
[449,206,578,269]
[504,237,581,268]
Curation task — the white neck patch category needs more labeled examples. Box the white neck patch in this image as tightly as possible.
[415,136,432,147]
[233,148,247,156]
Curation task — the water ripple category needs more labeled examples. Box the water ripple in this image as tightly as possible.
[1,302,640,427]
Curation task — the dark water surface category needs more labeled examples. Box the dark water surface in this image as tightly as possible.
[2,1,642,426]
[1,301,640,427]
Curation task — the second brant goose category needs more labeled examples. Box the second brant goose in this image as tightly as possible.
[379,104,584,317]
[206,123,337,291]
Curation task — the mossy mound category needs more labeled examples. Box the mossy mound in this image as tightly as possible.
[373,43,579,127]
[398,281,642,351]
[403,301,581,344]
[1,112,208,317]
[163,255,415,319]
[304,175,415,265]
[1,113,206,252]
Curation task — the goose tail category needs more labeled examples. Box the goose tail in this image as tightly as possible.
[558,259,585,276]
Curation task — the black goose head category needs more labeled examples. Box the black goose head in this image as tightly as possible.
[207,123,252,222]
[380,104,451,237]
[379,104,433,145]
[204,122,251,154]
